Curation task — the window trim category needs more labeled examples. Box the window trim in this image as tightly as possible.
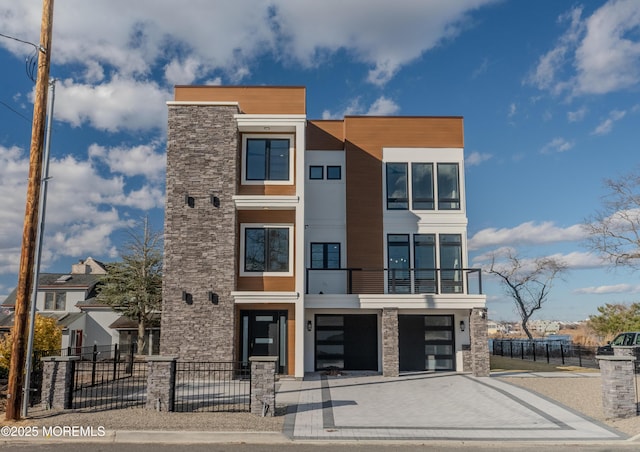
[241,134,294,186]
[240,224,294,276]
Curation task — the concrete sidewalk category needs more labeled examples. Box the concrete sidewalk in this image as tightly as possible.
[278,372,632,442]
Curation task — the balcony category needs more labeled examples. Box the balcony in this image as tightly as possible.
[305,268,483,295]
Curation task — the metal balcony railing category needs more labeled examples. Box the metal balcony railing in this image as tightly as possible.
[305,268,483,295]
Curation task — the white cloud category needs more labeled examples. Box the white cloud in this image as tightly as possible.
[567,106,588,122]
[468,221,587,250]
[0,144,163,276]
[54,76,171,132]
[88,142,166,182]
[508,103,517,118]
[322,96,399,119]
[2,1,499,89]
[540,137,574,154]
[574,283,640,295]
[465,151,492,167]
[591,109,627,135]
[528,1,640,97]
[366,96,400,116]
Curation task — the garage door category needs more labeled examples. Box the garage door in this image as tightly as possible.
[315,314,378,371]
[399,315,455,372]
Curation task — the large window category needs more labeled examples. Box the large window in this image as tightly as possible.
[439,234,462,293]
[245,138,290,181]
[437,163,460,210]
[44,292,66,310]
[244,227,290,273]
[311,243,340,269]
[386,163,408,209]
[411,163,434,210]
[385,162,460,211]
[414,234,436,293]
[387,234,411,293]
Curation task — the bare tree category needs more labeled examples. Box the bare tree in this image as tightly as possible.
[97,217,162,354]
[487,249,568,340]
[584,172,640,269]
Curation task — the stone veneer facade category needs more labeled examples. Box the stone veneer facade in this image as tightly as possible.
[161,104,239,361]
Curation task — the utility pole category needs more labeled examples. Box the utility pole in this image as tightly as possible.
[6,0,54,421]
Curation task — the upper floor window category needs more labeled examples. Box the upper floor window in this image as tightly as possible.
[241,225,293,275]
[386,163,408,209]
[385,162,460,211]
[411,163,434,210]
[45,292,66,310]
[244,136,292,183]
[327,166,342,180]
[437,163,460,210]
[309,166,324,180]
[311,243,340,269]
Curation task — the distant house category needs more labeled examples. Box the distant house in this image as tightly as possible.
[0,257,152,353]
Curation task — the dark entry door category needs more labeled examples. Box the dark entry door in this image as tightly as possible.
[240,310,287,374]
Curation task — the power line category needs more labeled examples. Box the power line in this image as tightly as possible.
[0,99,31,122]
[0,32,41,51]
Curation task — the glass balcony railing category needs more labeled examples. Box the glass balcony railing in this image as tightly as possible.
[305,268,483,295]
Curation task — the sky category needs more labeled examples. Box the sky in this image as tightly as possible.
[1,0,640,323]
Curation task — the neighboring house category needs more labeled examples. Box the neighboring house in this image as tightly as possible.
[162,85,488,378]
[0,257,120,352]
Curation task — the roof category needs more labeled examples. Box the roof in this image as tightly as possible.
[1,272,103,307]
[0,311,84,331]
[75,296,110,308]
[109,313,161,330]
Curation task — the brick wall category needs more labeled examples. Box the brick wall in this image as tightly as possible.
[161,104,239,361]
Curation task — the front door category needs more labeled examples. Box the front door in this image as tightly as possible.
[240,310,288,374]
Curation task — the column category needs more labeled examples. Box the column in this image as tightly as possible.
[597,355,637,419]
[249,356,277,417]
[41,356,79,410]
[382,307,399,377]
[146,356,177,411]
[470,307,490,377]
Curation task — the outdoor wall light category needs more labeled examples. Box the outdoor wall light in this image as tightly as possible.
[307,320,312,332]
[208,291,219,305]
[182,291,193,305]
[459,320,465,332]
[184,194,195,208]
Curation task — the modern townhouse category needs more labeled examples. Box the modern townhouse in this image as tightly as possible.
[162,86,488,378]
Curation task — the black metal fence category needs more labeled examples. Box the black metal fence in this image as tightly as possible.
[173,361,250,412]
[71,346,147,410]
[492,339,599,369]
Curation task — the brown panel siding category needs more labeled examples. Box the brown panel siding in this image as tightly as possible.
[344,116,464,291]
[174,86,306,115]
[236,210,296,292]
[307,120,345,150]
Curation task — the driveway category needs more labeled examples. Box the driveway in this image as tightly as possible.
[277,372,627,441]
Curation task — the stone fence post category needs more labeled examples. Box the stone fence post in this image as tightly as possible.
[597,355,637,419]
[146,356,177,412]
[613,346,640,373]
[41,356,79,410]
[249,356,277,417]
